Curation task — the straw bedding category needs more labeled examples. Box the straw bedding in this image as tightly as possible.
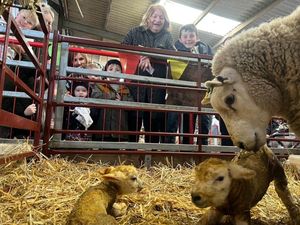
[0,151,299,225]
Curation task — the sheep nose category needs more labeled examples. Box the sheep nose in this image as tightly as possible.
[238,142,245,149]
[191,193,201,203]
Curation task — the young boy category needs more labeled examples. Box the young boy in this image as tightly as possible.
[175,24,212,55]
[166,24,212,144]
[0,9,39,60]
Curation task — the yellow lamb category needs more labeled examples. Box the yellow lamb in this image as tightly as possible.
[66,165,143,225]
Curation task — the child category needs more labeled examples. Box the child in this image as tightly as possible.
[91,59,133,142]
[0,9,39,138]
[36,2,55,32]
[166,24,212,144]
[174,24,212,55]
[0,9,39,60]
[63,81,93,141]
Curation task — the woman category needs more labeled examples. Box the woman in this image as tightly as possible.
[122,4,175,143]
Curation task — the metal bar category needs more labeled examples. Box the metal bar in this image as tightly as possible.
[68,46,120,57]
[46,148,236,157]
[6,59,51,69]
[0,11,12,108]
[65,66,202,87]
[43,31,59,153]
[53,42,69,141]
[0,26,54,40]
[0,109,39,131]
[0,151,35,165]
[59,96,215,113]
[60,34,212,61]
[193,0,220,25]
[35,4,49,35]
[4,65,42,103]
[34,12,50,147]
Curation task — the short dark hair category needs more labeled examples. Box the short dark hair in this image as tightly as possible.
[179,24,198,38]
[104,59,123,72]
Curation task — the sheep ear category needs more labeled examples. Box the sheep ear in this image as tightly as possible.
[228,163,256,180]
[201,76,234,105]
[103,166,114,175]
[205,76,234,88]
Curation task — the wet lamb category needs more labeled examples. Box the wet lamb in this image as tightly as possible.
[66,165,143,225]
[191,145,300,225]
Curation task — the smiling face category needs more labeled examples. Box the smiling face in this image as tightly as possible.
[73,53,87,67]
[204,67,272,150]
[107,64,122,74]
[179,30,197,49]
[148,9,165,33]
[15,10,38,29]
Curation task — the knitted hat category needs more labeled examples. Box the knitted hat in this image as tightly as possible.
[104,59,123,72]
[72,81,90,96]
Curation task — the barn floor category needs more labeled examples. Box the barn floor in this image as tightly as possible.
[0,151,299,225]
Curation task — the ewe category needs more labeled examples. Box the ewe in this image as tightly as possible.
[202,6,300,151]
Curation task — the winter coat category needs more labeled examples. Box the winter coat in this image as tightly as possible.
[90,83,134,141]
[174,40,213,55]
[122,26,175,104]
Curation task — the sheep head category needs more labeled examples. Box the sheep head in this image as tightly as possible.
[191,158,256,208]
[102,165,143,195]
[202,67,272,151]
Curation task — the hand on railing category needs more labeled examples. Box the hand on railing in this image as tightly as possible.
[139,56,153,73]
[24,103,36,116]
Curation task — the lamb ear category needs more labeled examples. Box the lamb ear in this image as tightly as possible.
[228,163,256,180]
[103,166,114,175]
[102,173,121,182]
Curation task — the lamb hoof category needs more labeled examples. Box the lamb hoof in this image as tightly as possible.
[112,202,127,217]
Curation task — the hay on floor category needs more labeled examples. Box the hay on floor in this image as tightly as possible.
[0,152,299,225]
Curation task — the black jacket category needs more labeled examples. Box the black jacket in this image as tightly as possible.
[122,26,175,50]
[174,40,213,55]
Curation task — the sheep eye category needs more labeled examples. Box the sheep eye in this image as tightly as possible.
[131,176,137,181]
[216,176,224,182]
[225,94,235,106]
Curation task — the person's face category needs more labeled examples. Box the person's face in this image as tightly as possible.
[148,9,165,33]
[74,86,88,97]
[107,64,122,73]
[43,12,54,32]
[180,30,198,49]
[73,53,87,67]
[15,12,35,29]
[87,67,101,80]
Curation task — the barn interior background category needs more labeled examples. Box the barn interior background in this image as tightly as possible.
[0,0,300,224]
[54,0,299,50]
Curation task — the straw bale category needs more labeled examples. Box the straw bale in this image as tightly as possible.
[0,155,299,225]
[0,142,32,156]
